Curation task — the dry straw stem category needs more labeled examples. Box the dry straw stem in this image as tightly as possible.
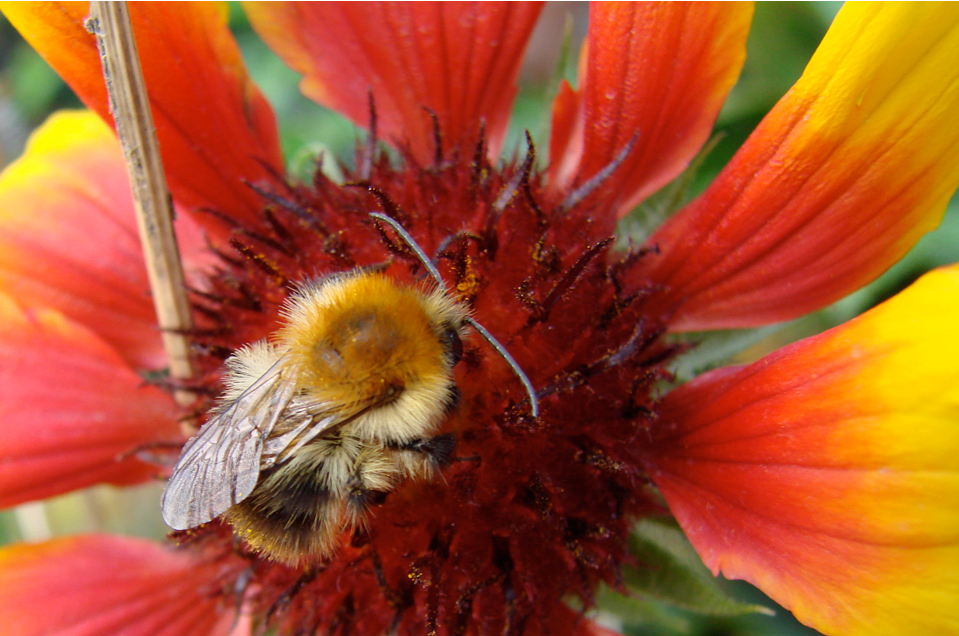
[85,2,195,409]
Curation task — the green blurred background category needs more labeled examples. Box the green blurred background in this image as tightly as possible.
[1,3,954,635]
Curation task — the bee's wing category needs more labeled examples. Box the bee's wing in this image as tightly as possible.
[261,411,340,468]
[161,358,296,530]
[260,386,400,469]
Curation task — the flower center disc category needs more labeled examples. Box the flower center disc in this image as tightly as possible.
[178,139,677,636]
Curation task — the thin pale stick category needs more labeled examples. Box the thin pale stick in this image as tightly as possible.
[86,2,194,408]
[369,212,539,417]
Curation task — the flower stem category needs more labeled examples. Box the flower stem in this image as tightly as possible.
[85,2,195,408]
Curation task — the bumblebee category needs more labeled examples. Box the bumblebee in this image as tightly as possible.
[161,271,469,563]
[162,213,537,563]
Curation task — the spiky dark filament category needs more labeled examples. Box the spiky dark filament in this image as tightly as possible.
[172,136,681,636]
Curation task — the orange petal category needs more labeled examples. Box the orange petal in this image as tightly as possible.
[0,110,212,370]
[644,264,959,635]
[548,2,752,220]
[548,79,585,192]
[245,1,543,164]
[0,292,180,508]
[1,2,283,228]
[547,41,589,195]
[0,535,246,636]
[638,3,959,331]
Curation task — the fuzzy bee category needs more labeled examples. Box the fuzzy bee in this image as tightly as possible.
[161,214,537,563]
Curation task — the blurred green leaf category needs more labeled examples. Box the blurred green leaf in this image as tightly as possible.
[0,510,21,545]
[619,518,773,619]
[597,587,693,634]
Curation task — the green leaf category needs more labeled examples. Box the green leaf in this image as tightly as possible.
[595,587,692,634]
[618,517,774,618]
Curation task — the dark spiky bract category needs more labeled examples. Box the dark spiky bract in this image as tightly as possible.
[175,137,679,636]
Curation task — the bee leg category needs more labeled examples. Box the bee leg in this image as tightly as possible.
[229,564,255,632]
[265,565,320,624]
[347,473,389,516]
[392,433,457,467]
[348,484,389,510]
[444,385,462,414]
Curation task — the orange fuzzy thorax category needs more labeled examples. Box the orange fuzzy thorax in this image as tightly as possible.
[278,271,468,442]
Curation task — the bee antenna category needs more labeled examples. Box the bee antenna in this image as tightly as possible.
[369,212,539,418]
[370,212,447,291]
[461,317,539,418]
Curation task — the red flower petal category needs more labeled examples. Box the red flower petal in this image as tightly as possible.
[548,2,752,221]
[245,1,543,164]
[644,264,959,635]
[548,79,585,189]
[638,3,959,331]
[0,535,246,636]
[1,2,283,228]
[0,293,180,508]
[0,110,209,370]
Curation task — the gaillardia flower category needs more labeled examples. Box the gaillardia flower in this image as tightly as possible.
[1,3,958,636]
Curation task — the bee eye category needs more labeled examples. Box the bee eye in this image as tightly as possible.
[444,327,463,367]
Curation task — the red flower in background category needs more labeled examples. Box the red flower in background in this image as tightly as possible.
[0,3,958,636]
